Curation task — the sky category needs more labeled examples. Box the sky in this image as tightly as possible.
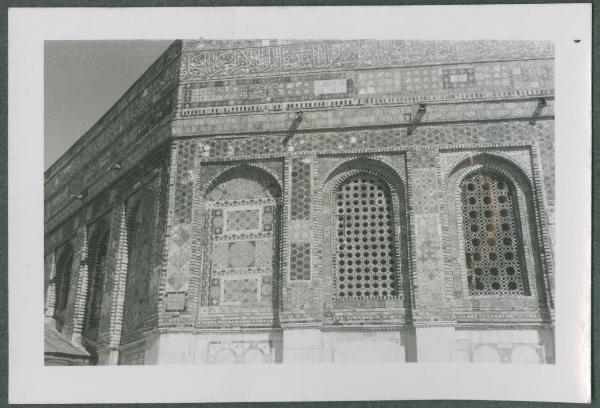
[44,40,173,170]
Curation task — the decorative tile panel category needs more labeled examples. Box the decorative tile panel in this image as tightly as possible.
[290,158,312,220]
[223,278,259,304]
[289,242,311,281]
[179,59,552,118]
[226,209,260,232]
[174,141,197,224]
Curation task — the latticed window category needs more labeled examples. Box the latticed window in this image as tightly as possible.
[84,229,110,333]
[54,247,73,331]
[460,172,529,296]
[55,249,73,316]
[333,173,399,300]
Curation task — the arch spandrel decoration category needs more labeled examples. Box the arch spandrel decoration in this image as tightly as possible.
[200,165,282,323]
[321,157,412,312]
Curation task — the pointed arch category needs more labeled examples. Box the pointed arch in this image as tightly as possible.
[54,243,74,332]
[322,157,412,310]
[203,164,282,201]
[446,152,551,304]
[120,188,157,347]
[82,220,111,343]
[201,164,282,327]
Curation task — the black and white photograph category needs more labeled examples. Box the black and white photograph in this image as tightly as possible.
[8,5,591,404]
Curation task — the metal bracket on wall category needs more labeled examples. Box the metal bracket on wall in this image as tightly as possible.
[407,104,427,136]
[70,191,87,201]
[283,111,304,145]
[529,98,547,125]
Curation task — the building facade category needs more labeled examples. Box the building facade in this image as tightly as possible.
[44,40,555,365]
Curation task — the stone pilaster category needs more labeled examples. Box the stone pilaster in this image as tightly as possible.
[44,252,56,317]
[69,227,89,345]
[406,149,453,321]
[281,154,320,325]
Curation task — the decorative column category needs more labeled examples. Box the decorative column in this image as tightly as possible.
[69,227,89,345]
[281,154,322,362]
[97,205,127,365]
[44,252,56,317]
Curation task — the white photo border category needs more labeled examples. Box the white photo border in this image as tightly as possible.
[8,5,591,404]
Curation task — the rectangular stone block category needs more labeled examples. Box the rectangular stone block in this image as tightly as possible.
[415,326,456,362]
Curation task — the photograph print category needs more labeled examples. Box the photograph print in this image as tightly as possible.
[44,39,556,366]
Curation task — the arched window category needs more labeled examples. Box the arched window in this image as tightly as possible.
[83,227,110,338]
[54,245,74,331]
[460,171,530,296]
[121,190,156,344]
[333,173,399,300]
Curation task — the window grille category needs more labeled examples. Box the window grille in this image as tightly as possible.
[55,250,73,315]
[460,172,529,296]
[84,229,110,332]
[333,173,399,299]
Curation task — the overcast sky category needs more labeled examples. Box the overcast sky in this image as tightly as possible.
[44,40,173,170]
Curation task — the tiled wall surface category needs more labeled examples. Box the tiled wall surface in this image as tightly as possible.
[44,40,555,364]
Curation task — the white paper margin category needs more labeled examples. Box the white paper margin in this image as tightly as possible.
[8,5,592,404]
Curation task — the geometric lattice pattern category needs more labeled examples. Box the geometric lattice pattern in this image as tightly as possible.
[84,229,110,333]
[55,249,74,321]
[461,172,528,296]
[333,173,399,299]
[289,242,311,281]
[290,159,311,220]
[227,241,256,268]
[227,209,259,231]
[442,67,475,89]
[223,278,258,304]
[174,141,196,224]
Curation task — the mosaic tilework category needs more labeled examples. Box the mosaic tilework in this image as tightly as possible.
[461,172,528,296]
[226,209,260,231]
[179,59,552,117]
[442,67,475,89]
[174,141,197,224]
[180,40,553,81]
[223,278,259,304]
[166,223,192,292]
[262,205,275,232]
[45,143,170,245]
[182,73,352,109]
[289,242,311,281]
[227,241,256,268]
[411,168,440,214]
[45,41,181,223]
[206,194,279,308]
[44,40,557,358]
[196,130,402,159]
[290,159,312,220]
